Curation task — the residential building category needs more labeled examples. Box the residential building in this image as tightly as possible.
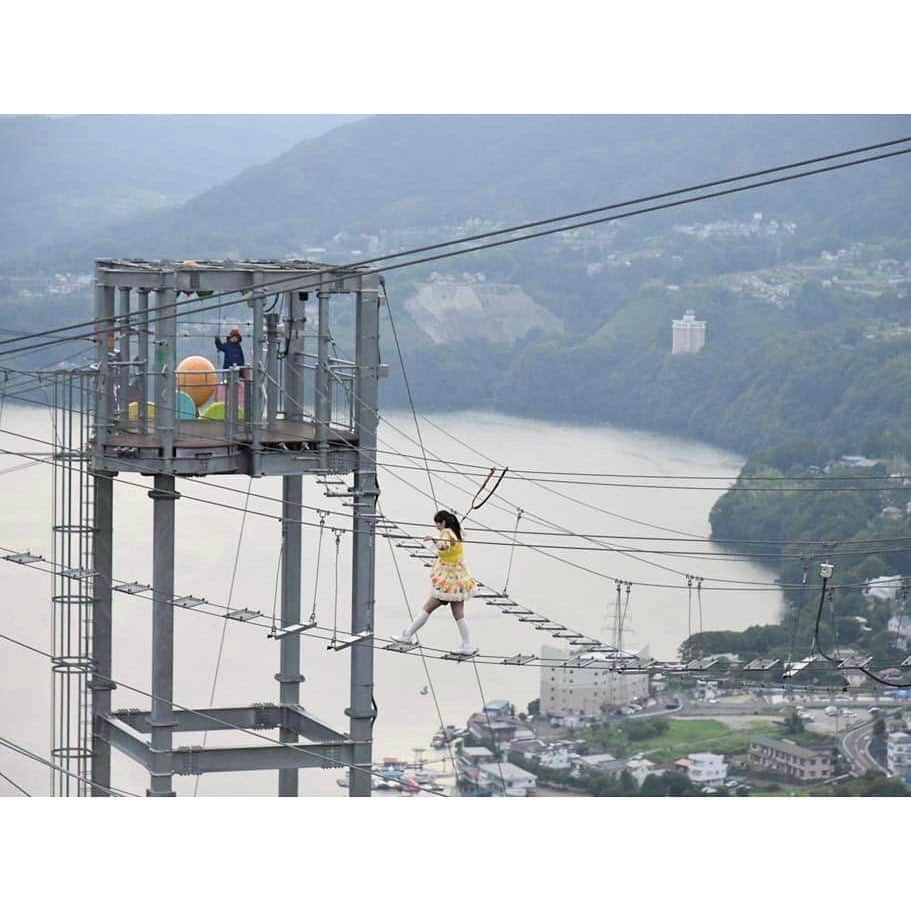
[506,738,547,760]
[672,309,706,354]
[540,645,650,718]
[749,737,833,781]
[887,731,911,784]
[571,754,628,778]
[477,762,537,796]
[537,746,577,771]
[467,712,517,748]
[675,752,727,787]
[625,758,659,787]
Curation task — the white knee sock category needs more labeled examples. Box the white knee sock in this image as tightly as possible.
[404,610,431,638]
[456,618,472,647]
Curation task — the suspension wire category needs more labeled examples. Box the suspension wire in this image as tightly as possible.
[380,278,438,509]
[502,507,523,595]
[5,374,911,553]
[786,557,811,673]
[467,467,510,514]
[614,581,623,651]
[2,409,909,593]
[5,545,910,683]
[470,658,506,795]
[375,458,911,492]
[5,362,911,488]
[415,412,702,541]
[370,414,786,589]
[686,575,694,644]
[192,476,254,797]
[270,548,283,633]
[829,587,841,663]
[384,532,458,784]
[0,421,782,593]
[309,510,328,625]
[0,627,448,797]
[4,138,911,360]
[0,766,31,796]
[329,530,343,648]
[0,733,139,797]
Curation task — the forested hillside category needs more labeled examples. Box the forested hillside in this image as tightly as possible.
[21,114,911,269]
[0,114,360,259]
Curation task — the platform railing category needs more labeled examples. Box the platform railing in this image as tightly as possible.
[110,364,253,444]
[102,354,353,447]
[299,353,355,434]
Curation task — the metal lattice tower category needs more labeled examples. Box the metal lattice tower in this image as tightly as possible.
[76,258,383,797]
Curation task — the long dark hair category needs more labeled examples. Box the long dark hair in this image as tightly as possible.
[434,509,463,541]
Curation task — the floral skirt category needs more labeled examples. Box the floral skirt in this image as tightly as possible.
[430,559,477,602]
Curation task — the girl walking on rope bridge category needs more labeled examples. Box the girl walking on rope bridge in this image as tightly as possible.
[392,510,478,655]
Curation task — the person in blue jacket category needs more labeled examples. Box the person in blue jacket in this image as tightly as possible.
[214,327,245,370]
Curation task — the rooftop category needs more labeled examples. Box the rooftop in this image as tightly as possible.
[751,737,830,760]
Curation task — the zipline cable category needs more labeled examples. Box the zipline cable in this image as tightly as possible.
[192,477,254,796]
[3,139,911,358]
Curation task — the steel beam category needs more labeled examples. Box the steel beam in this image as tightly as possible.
[90,470,115,796]
[278,473,303,796]
[348,279,380,796]
[136,289,149,431]
[265,311,280,429]
[117,287,131,424]
[101,715,358,775]
[172,741,357,775]
[94,279,116,451]
[148,474,178,796]
[316,287,330,471]
[154,275,177,463]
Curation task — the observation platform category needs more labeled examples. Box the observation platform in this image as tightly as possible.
[97,419,360,476]
[90,257,381,479]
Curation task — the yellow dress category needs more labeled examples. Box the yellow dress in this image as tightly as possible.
[430,528,477,602]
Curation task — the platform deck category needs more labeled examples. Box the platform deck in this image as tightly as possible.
[104,419,357,449]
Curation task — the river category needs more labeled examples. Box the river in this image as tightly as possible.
[0,406,781,796]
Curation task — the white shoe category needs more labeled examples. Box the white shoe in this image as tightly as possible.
[453,644,478,656]
[390,631,415,645]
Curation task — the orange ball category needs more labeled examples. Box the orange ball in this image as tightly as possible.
[177,355,217,407]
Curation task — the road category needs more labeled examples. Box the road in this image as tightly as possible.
[839,719,886,775]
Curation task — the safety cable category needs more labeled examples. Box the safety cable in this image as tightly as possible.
[384,533,458,787]
[3,403,909,590]
[0,766,31,796]
[380,278,437,509]
[502,507,523,595]
[4,543,909,683]
[192,476,253,796]
[0,627,448,797]
[0,733,138,797]
[309,510,328,626]
[329,530,343,649]
[2,139,911,358]
[470,659,506,796]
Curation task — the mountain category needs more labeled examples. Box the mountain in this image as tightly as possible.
[0,114,362,260]
[28,114,911,270]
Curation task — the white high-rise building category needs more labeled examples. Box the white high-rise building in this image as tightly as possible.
[540,646,649,718]
[672,309,706,354]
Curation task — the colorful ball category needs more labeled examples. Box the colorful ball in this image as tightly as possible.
[177,355,217,407]
[200,401,244,421]
[176,390,197,420]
